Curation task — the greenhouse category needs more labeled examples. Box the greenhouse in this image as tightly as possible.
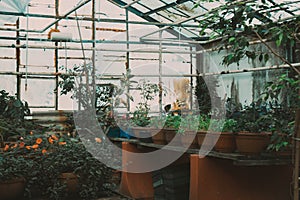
[0,0,299,199]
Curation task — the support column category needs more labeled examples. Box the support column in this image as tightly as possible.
[119,142,154,199]
[189,154,292,200]
[16,19,21,98]
[54,0,59,110]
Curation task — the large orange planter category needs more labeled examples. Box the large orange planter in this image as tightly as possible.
[151,128,166,145]
[180,130,199,149]
[164,128,182,146]
[235,132,271,155]
[213,132,236,153]
[58,173,79,195]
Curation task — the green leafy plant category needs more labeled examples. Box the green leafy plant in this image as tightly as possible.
[131,79,161,127]
[197,115,210,131]
[195,0,300,73]
[222,119,237,132]
[4,133,113,200]
[0,90,30,120]
[164,115,182,130]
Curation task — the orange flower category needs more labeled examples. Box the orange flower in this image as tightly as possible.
[58,141,66,145]
[36,138,42,144]
[19,142,25,148]
[48,137,54,144]
[26,146,31,150]
[32,144,39,149]
[3,144,9,151]
[42,149,47,154]
[11,143,18,149]
[51,135,59,141]
[30,131,33,135]
[95,137,102,143]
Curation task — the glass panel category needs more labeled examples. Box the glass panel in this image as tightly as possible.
[131,3,151,13]
[140,0,165,10]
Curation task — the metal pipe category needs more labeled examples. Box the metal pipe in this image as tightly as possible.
[0,35,192,47]
[0,62,293,77]
[92,0,96,108]
[126,8,130,113]
[54,0,59,110]
[16,19,21,99]
[0,44,198,54]
[41,0,91,32]
[159,30,163,115]
[122,0,142,8]
[0,12,200,33]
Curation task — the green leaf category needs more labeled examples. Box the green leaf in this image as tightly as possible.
[276,32,283,47]
[228,37,235,43]
[264,53,269,63]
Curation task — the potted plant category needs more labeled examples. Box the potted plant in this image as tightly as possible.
[9,132,113,200]
[0,150,34,200]
[179,115,200,149]
[163,115,182,146]
[234,102,272,155]
[148,115,167,145]
[210,119,237,153]
[196,115,210,148]
[130,79,161,143]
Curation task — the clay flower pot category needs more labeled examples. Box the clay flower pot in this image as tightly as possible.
[212,132,236,153]
[151,128,166,145]
[235,132,271,155]
[58,172,79,195]
[180,130,199,149]
[164,128,182,146]
[0,177,25,200]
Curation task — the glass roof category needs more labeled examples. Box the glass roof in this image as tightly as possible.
[108,0,300,41]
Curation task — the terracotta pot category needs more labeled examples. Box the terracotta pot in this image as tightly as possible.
[197,131,211,148]
[151,128,166,145]
[180,131,199,149]
[212,132,236,153]
[131,127,153,143]
[0,177,25,200]
[58,173,79,195]
[164,128,182,146]
[235,132,271,155]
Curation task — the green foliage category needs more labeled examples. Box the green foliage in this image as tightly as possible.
[0,90,30,120]
[149,115,167,128]
[164,115,182,130]
[222,119,237,132]
[197,115,210,131]
[131,79,161,127]
[5,134,113,200]
[194,0,300,67]
[261,73,300,110]
[0,153,33,182]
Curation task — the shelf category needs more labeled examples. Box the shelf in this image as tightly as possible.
[110,138,292,166]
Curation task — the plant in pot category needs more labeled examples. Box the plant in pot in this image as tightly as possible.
[0,89,31,144]
[196,115,210,148]
[163,115,182,145]
[261,73,299,156]
[148,115,167,145]
[234,102,273,155]
[209,118,237,153]
[130,79,161,143]
[0,150,34,200]
[178,115,200,149]
[18,133,113,200]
